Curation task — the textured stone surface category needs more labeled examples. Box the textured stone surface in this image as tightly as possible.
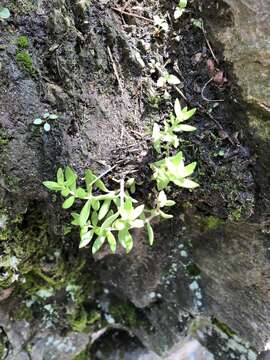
[204,0,270,209]
[216,0,270,109]
[0,0,268,359]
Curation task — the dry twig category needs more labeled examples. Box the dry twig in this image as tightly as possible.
[111,7,154,23]
[173,85,188,102]
[107,46,123,94]
[202,25,219,64]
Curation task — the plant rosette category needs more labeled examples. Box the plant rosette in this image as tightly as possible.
[33,112,59,132]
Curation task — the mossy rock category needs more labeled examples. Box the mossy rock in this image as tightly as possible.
[16,51,37,76]
[72,349,90,360]
[10,0,38,14]
[17,35,29,49]
[201,216,224,232]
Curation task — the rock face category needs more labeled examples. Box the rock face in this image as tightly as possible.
[0,0,269,359]
[205,0,270,209]
[221,0,270,109]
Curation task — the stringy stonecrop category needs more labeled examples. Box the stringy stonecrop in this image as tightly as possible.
[43,99,198,254]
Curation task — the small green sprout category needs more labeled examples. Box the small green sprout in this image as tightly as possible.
[157,72,181,88]
[152,98,196,153]
[191,18,204,30]
[0,7,10,20]
[33,113,59,132]
[153,15,169,32]
[174,0,187,19]
[151,151,199,191]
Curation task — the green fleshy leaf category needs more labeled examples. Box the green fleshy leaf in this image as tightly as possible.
[62,196,75,209]
[91,199,101,211]
[92,236,106,254]
[158,191,167,207]
[175,178,199,189]
[75,187,88,199]
[174,99,182,119]
[183,162,197,177]
[113,219,126,231]
[146,222,154,245]
[118,229,127,249]
[44,123,51,132]
[130,183,136,194]
[79,230,94,248]
[159,210,173,219]
[130,219,144,228]
[98,199,111,221]
[61,188,70,197]
[129,204,145,221]
[85,169,96,188]
[48,114,58,120]
[174,124,196,132]
[33,118,43,125]
[43,181,63,191]
[102,211,120,229]
[65,166,76,182]
[167,74,181,85]
[165,200,176,207]
[179,0,187,8]
[57,168,64,184]
[106,231,116,253]
[95,179,109,192]
[124,231,133,253]
[182,108,196,120]
[71,213,80,226]
[91,211,98,227]
[79,200,91,227]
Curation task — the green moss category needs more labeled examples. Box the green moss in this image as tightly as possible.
[0,329,8,360]
[0,204,50,289]
[16,51,36,76]
[0,128,9,146]
[185,263,201,277]
[0,343,5,360]
[4,175,19,191]
[68,308,100,332]
[201,216,224,232]
[212,317,236,337]
[17,35,29,49]
[72,349,89,360]
[229,209,242,221]
[0,202,103,334]
[12,303,33,322]
[109,300,140,328]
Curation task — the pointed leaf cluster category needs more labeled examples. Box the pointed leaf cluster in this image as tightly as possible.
[152,99,196,153]
[157,73,181,88]
[44,168,155,254]
[174,0,187,19]
[33,112,59,132]
[151,151,198,191]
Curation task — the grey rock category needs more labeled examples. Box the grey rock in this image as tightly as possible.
[211,0,270,109]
